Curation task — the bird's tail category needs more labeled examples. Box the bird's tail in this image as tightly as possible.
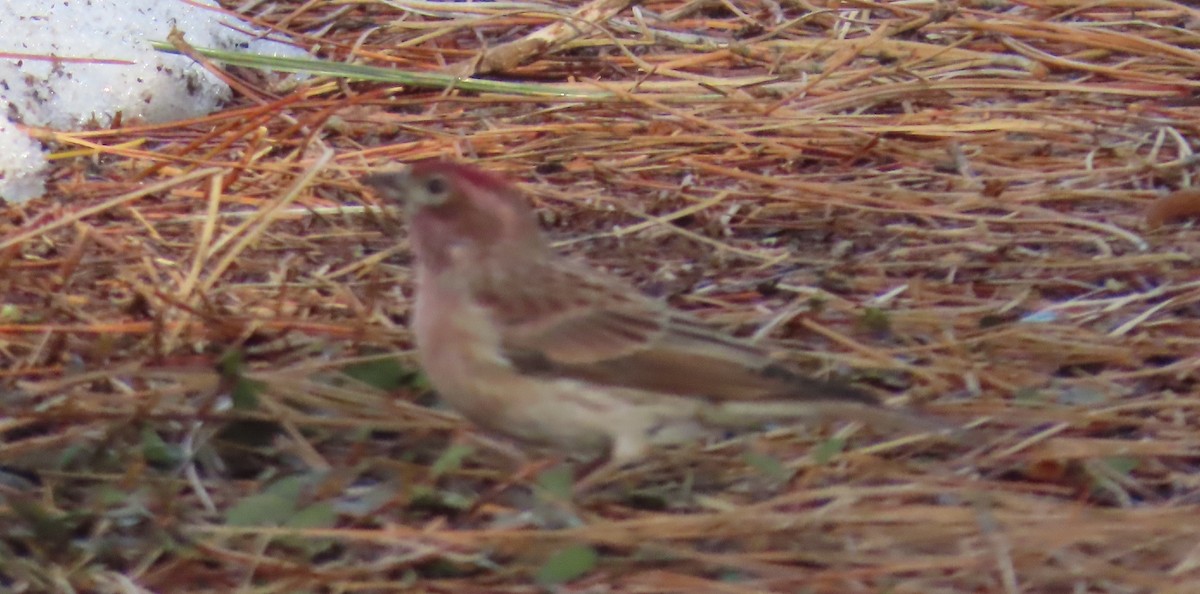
[701,400,962,441]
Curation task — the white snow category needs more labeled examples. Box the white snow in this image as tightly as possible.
[0,119,48,203]
[0,0,306,203]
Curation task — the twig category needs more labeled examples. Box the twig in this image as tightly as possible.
[453,0,638,75]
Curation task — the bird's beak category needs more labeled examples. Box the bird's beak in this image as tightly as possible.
[360,166,412,203]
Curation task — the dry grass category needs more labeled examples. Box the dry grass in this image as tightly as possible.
[2,0,1199,592]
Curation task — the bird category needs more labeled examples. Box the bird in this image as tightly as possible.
[361,159,950,486]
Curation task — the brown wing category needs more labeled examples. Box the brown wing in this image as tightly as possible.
[478,261,877,405]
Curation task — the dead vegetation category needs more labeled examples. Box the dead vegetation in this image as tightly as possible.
[1,0,1199,592]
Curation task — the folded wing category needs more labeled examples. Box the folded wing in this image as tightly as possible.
[480,262,878,405]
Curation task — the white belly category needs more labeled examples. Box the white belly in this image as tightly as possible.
[411,267,707,462]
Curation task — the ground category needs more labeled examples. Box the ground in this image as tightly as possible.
[1,1,1198,593]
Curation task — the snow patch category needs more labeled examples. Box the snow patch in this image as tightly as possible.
[0,0,306,202]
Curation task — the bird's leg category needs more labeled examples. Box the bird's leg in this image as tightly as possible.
[459,430,562,514]
[571,452,620,495]
[572,430,651,496]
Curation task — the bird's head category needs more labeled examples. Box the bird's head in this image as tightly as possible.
[362,160,545,269]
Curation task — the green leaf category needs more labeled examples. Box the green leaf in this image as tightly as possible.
[57,443,88,468]
[10,497,73,544]
[744,451,789,481]
[859,307,891,334]
[342,358,413,391]
[285,502,337,530]
[151,41,610,99]
[343,480,400,517]
[218,350,263,410]
[141,426,183,467]
[430,444,474,478]
[1103,456,1139,476]
[96,485,129,507]
[225,492,296,526]
[806,294,828,313]
[406,485,474,513]
[1057,386,1107,406]
[408,371,434,393]
[437,491,475,511]
[719,570,750,582]
[0,304,20,321]
[1013,387,1045,406]
[535,544,598,585]
[535,465,576,501]
[230,376,265,410]
[811,437,846,465]
[225,476,308,526]
[217,349,247,376]
[407,485,438,507]
[264,475,308,501]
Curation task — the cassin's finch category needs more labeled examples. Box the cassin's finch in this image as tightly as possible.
[362,160,948,484]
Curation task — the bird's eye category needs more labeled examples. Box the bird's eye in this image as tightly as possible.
[425,176,448,195]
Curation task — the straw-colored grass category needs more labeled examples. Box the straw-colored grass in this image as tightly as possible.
[2,0,1198,592]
